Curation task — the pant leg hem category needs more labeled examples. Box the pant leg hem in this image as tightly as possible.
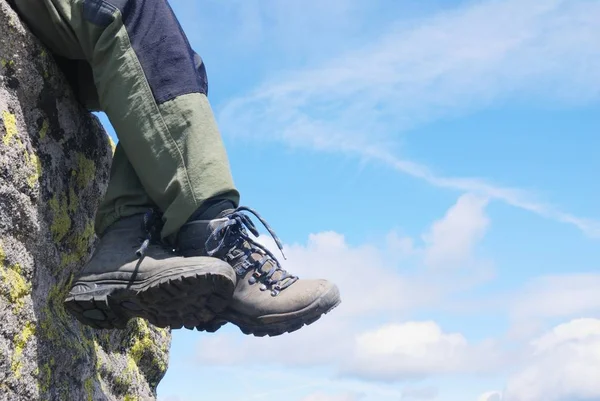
[94,205,151,236]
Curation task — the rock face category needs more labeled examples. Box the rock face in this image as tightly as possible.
[0,2,171,400]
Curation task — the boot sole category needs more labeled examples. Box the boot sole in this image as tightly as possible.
[196,285,341,337]
[63,265,236,330]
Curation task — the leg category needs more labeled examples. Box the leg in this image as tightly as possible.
[95,143,157,234]
[15,0,341,336]
[94,51,212,237]
[53,54,216,238]
[10,0,238,329]
[18,0,239,242]
[74,0,240,242]
[67,0,340,337]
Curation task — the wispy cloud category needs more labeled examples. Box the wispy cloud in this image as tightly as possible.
[217,0,600,237]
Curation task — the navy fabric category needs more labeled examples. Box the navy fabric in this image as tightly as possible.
[83,0,119,26]
[101,0,208,104]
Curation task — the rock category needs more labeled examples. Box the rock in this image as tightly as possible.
[0,2,171,400]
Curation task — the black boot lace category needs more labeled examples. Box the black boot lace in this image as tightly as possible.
[205,206,298,296]
[135,209,166,258]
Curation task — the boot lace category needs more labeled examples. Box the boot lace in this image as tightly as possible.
[135,209,165,258]
[205,206,298,296]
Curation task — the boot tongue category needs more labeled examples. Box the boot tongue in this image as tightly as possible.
[177,205,235,255]
[216,209,235,219]
[189,200,236,222]
[205,209,238,236]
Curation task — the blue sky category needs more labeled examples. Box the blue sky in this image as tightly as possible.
[97,0,600,400]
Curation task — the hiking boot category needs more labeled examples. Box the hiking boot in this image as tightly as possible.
[177,205,341,337]
[64,210,236,330]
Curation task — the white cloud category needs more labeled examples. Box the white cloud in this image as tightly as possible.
[345,321,501,381]
[194,226,426,367]
[271,231,436,318]
[259,193,492,319]
[532,318,600,352]
[217,0,600,237]
[196,194,492,373]
[501,318,600,401]
[350,321,467,378]
[194,227,424,366]
[422,194,489,268]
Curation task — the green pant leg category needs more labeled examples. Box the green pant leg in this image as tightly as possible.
[94,143,157,235]
[15,0,240,243]
[73,0,240,242]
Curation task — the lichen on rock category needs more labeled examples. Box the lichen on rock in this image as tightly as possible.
[0,1,171,400]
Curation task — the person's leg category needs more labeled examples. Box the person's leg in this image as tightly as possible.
[95,143,158,234]
[10,0,237,330]
[94,51,213,237]
[18,0,240,241]
[74,0,240,242]
[63,0,340,337]
[14,0,341,336]
[57,52,218,239]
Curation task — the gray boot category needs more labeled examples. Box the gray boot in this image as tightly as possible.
[64,211,236,330]
[177,206,341,337]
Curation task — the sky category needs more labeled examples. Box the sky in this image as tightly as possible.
[96,0,600,400]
